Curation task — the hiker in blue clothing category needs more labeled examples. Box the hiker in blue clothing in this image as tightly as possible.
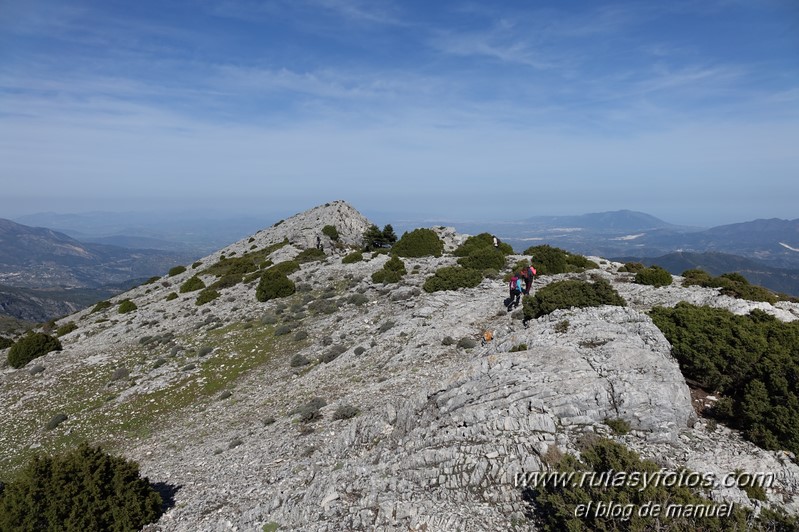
[507,271,523,311]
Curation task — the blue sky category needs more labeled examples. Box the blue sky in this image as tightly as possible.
[1,0,797,226]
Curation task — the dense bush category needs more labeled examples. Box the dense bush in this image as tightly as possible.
[371,256,407,284]
[650,303,799,455]
[342,251,364,264]
[0,336,13,350]
[682,269,780,303]
[165,292,178,301]
[362,224,398,251]
[454,232,514,256]
[618,261,645,273]
[457,247,506,271]
[634,265,673,287]
[322,225,339,241]
[269,260,300,276]
[423,266,482,293]
[526,437,753,531]
[179,276,205,294]
[90,300,112,314]
[55,322,78,337]
[168,265,187,276]
[290,354,310,367]
[295,248,326,263]
[523,278,626,320]
[118,299,137,314]
[332,404,359,420]
[0,443,163,531]
[256,270,296,302]
[522,245,598,275]
[391,228,444,258]
[7,333,62,368]
[295,397,326,423]
[195,288,220,306]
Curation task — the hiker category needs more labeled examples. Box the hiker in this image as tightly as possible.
[522,263,537,295]
[493,235,498,248]
[316,235,322,251]
[508,272,522,311]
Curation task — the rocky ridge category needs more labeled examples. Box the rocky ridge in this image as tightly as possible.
[1,200,798,531]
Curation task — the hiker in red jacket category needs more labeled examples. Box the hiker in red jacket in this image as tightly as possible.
[521,263,537,295]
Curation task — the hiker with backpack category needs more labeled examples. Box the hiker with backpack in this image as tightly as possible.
[507,272,523,311]
[521,262,537,295]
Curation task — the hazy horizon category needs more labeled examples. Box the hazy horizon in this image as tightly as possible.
[2,1,797,227]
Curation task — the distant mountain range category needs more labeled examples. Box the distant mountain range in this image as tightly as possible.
[0,218,201,321]
[404,210,799,296]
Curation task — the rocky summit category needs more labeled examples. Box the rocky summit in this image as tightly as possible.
[1,200,799,531]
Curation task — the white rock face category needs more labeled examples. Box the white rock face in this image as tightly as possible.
[1,201,797,531]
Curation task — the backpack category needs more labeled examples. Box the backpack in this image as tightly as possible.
[528,266,537,277]
[509,276,519,291]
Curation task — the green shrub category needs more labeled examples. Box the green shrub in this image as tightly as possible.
[274,324,292,336]
[168,265,187,276]
[457,337,477,349]
[55,322,78,337]
[179,276,206,294]
[295,397,326,423]
[142,276,160,285]
[293,330,309,341]
[332,404,359,420]
[619,261,646,273]
[165,292,178,301]
[454,232,514,256]
[8,333,62,368]
[269,260,300,276]
[522,245,598,275]
[457,247,506,271]
[0,336,13,349]
[423,266,482,293]
[118,299,137,314]
[354,346,366,356]
[90,300,112,314]
[192,261,203,269]
[523,278,626,320]
[526,438,751,531]
[391,228,444,258]
[256,270,296,302]
[0,443,162,531]
[295,248,326,263]
[509,344,528,352]
[682,269,779,303]
[342,251,363,264]
[322,225,339,241]
[604,417,631,435]
[554,320,570,333]
[45,413,68,430]
[195,288,220,306]
[634,265,673,287]
[320,344,347,363]
[348,293,369,306]
[371,256,407,284]
[650,303,799,455]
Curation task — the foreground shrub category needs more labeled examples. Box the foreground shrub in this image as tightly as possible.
[269,260,300,276]
[179,276,206,294]
[371,256,407,284]
[0,443,163,531]
[168,265,187,276]
[256,270,296,302]
[682,268,780,303]
[457,247,506,271]
[90,300,112,314]
[55,322,78,337]
[342,251,364,264]
[634,265,673,287]
[295,248,326,263]
[618,261,645,273]
[523,278,626,320]
[650,303,799,455]
[7,333,62,368]
[195,288,220,306]
[526,438,753,531]
[0,336,13,350]
[423,266,482,293]
[391,228,444,258]
[454,232,514,256]
[522,245,598,275]
[118,299,137,314]
[322,225,339,241]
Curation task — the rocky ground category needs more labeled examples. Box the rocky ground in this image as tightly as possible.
[1,200,798,531]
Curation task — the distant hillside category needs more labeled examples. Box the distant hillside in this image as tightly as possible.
[524,209,687,232]
[611,251,799,297]
[0,218,196,289]
[0,282,139,322]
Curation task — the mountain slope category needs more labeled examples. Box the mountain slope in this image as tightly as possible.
[1,201,798,531]
[0,218,195,289]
